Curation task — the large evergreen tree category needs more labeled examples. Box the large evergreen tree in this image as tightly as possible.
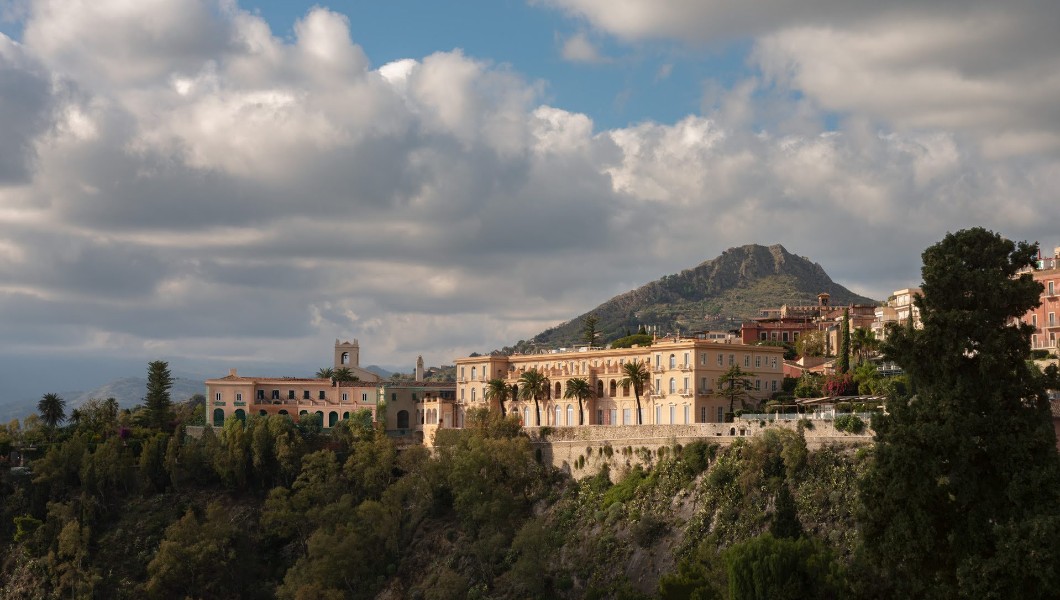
[837,307,850,374]
[37,393,67,430]
[145,360,174,430]
[858,228,1060,599]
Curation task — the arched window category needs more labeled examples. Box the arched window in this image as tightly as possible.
[567,405,574,426]
[555,381,562,398]
[213,408,224,426]
[523,407,530,427]
[259,410,267,417]
[328,412,338,427]
[597,380,604,397]
[342,412,349,420]
[669,354,676,368]
[609,380,617,397]
[471,366,477,380]
[279,409,289,417]
[555,405,562,426]
[397,410,410,429]
[623,381,630,396]
[299,410,308,416]
[341,352,350,365]
[234,409,246,422]
[669,378,676,393]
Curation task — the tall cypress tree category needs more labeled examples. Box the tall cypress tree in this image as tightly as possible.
[837,308,851,374]
[858,228,1060,599]
[146,360,174,430]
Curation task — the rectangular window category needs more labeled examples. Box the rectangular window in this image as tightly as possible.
[460,389,465,400]
[257,390,264,400]
[655,354,661,367]
[460,367,465,379]
[760,332,767,340]
[684,405,689,424]
[362,393,368,402]
[755,379,761,390]
[655,378,661,393]
[319,390,325,400]
[342,392,348,402]
[611,408,618,425]
[700,407,707,423]
[772,357,778,369]
[700,353,707,365]
[744,355,750,367]
[215,392,221,402]
[683,377,689,392]
[701,376,707,391]
[271,390,279,400]
[623,408,631,425]
[684,352,690,367]
[236,393,242,403]
[303,390,310,400]
[1033,314,1038,327]
[718,354,724,366]
[597,409,604,425]
[772,380,777,392]
[288,390,295,400]
[717,407,724,422]
[656,406,662,424]
[793,332,799,341]
[1050,313,1056,327]
[1050,281,1055,295]
[782,332,789,342]
[756,356,762,368]
[669,405,676,424]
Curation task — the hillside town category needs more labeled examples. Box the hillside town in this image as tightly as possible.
[205,244,1060,448]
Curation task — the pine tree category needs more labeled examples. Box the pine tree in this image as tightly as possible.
[145,360,174,430]
[858,228,1060,599]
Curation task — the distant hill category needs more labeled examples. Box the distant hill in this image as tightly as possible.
[527,244,878,348]
[69,377,206,410]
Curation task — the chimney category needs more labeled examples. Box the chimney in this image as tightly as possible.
[229,368,237,377]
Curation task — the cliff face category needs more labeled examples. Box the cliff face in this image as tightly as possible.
[529,244,877,347]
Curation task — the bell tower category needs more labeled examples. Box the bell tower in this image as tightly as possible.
[334,339,360,369]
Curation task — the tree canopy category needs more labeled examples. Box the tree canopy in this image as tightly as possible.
[858,228,1060,598]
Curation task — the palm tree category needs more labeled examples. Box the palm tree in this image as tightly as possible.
[316,367,335,379]
[621,360,651,425]
[38,393,67,429]
[518,369,549,426]
[333,367,358,383]
[851,327,879,365]
[717,365,755,421]
[563,377,593,425]
[485,378,512,417]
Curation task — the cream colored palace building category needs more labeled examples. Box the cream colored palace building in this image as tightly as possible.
[453,336,786,429]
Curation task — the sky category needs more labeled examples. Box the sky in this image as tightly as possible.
[1,0,1058,401]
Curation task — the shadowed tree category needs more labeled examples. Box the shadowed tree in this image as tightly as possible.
[718,365,755,420]
[563,377,593,425]
[582,313,600,348]
[485,378,513,417]
[37,393,67,430]
[518,369,549,426]
[145,360,174,430]
[859,228,1060,599]
[621,360,651,425]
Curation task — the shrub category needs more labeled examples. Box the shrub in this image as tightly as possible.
[833,414,865,434]
[633,514,669,547]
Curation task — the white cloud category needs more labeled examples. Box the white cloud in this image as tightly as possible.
[543,0,1060,156]
[0,0,1057,385]
[560,32,609,63]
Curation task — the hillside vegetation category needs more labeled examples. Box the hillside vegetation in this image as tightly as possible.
[525,244,877,349]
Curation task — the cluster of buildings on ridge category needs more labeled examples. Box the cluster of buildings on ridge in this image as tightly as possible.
[204,246,1060,446]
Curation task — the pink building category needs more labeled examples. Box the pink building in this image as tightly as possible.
[1020,247,1060,353]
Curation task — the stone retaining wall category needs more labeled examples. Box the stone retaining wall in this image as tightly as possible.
[530,420,872,477]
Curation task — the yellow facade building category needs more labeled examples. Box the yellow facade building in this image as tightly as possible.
[452,337,785,428]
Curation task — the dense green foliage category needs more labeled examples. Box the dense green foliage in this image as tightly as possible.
[858,228,1060,599]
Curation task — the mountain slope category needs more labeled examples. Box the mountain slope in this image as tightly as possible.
[529,244,877,347]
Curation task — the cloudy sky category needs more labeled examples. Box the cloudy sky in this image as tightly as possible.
[1,0,1058,399]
